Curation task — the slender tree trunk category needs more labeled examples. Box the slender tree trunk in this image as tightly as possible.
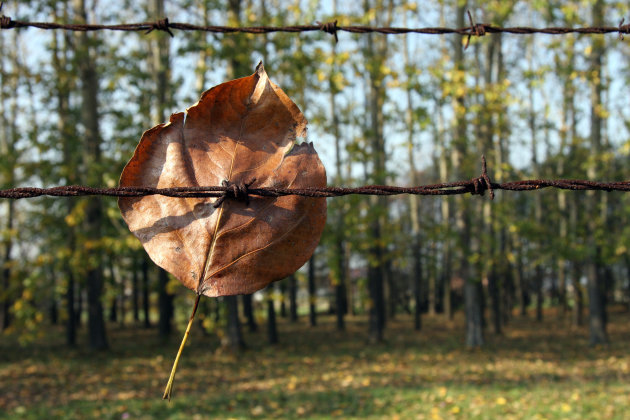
[535,266,544,322]
[66,270,76,345]
[364,0,391,344]
[279,281,287,318]
[108,259,118,323]
[119,276,125,327]
[142,257,151,328]
[50,271,59,325]
[224,296,245,351]
[289,274,298,322]
[132,259,139,322]
[465,280,483,347]
[149,0,175,339]
[452,3,482,347]
[158,268,173,338]
[527,40,545,324]
[511,238,526,317]
[403,12,423,330]
[572,264,584,327]
[386,260,396,320]
[0,39,13,331]
[308,255,317,327]
[413,243,422,331]
[75,286,83,327]
[438,137,452,321]
[586,0,608,346]
[570,196,584,327]
[74,0,107,350]
[625,258,630,312]
[330,0,347,331]
[266,288,278,344]
[488,271,502,335]
[221,0,248,351]
[1,200,13,332]
[242,294,257,332]
[428,244,436,317]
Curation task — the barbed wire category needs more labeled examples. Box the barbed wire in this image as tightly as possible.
[1,158,629,202]
[1,8,629,43]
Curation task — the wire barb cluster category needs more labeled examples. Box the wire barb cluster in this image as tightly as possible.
[1,157,629,201]
[0,8,628,41]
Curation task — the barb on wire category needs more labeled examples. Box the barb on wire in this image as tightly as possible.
[465,10,488,50]
[146,17,174,37]
[619,18,630,40]
[1,9,628,40]
[1,157,629,201]
[317,19,338,42]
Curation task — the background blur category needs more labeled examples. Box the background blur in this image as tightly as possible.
[1,1,630,418]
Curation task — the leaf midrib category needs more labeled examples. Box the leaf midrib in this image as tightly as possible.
[197,91,248,294]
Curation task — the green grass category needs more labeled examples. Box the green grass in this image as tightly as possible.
[1,308,630,419]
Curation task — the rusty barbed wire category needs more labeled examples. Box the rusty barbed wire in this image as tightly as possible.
[2,157,629,202]
[1,9,629,42]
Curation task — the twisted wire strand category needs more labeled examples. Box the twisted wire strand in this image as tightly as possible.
[1,13,629,40]
[2,179,629,201]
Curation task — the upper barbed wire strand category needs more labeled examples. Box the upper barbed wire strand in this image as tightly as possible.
[0,10,629,39]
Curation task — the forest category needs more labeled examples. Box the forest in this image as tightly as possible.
[1,0,630,418]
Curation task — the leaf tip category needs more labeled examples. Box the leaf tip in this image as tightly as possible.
[255,60,264,74]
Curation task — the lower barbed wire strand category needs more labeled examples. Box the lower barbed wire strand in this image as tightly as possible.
[2,179,630,200]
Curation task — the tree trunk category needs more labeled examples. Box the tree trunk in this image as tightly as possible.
[66,271,76,345]
[586,0,608,346]
[75,286,83,328]
[142,257,151,328]
[289,274,298,322]
[0,130,13,331]
[242,294,257,332]
[108,260,118,323]
[513,243,526,317]
[224,296,245,351]
[465,280,483,347]
[1,201,12,332]
[74,0,107,351]
[413,242,422,331]
[329,3,347,331]
[132,258,139,323]
[266,288,278,344]
[148,0,174,340]
[279,281,287,318]
[308,255,317,327]
[572,273,584,327]
[386,260,396,320]
[488,271,502,335]
[158,268,173,338]
[438,137,452,321]
[402,11,423,330]
[0,16,18,333]
[364,0,391,344]
[220,0,248,351]
[452,3,482,347]
[535,266,544,322]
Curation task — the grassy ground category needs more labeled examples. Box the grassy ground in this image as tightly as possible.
[1,307,629,420]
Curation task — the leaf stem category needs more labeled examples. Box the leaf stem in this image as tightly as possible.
[162,293,201,401]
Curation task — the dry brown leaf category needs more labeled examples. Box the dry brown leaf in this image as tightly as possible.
[119,63,326,297]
